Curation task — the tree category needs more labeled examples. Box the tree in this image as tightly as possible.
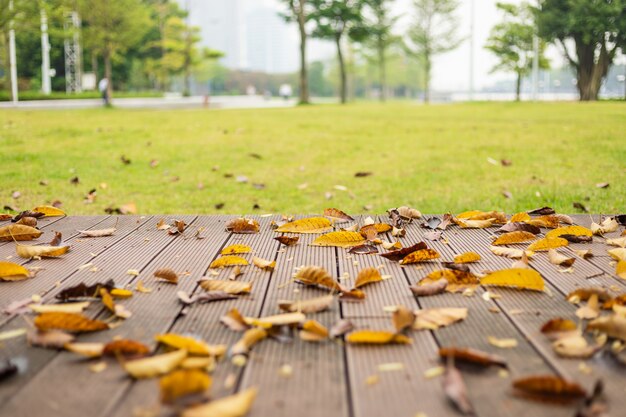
[537,0,626,101]
[405,0,462,103]
[360,0,397,101]
[79,0,151,103]
[309,0,365,104]
[279,0,311,104]
[486,2,549,101]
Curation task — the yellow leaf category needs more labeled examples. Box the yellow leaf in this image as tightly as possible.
[490,245,533,259]
[392,305,416,332]
[454,252,481,263]
[510,212,531,222]
[110,288,133,299]
[154,268,179,283]
[399,249,440,264]
[0,224,43,241]
[64,342,105,358]
[418,269,479,293]
[245,312,306,328]
[527,237,568,251]
[124,350,187,379]
[346,330,411,345]
[16,243,69,259]
[221,244,252,255]
[198,280,252,295]
[252,256,275,271]
[617,260,626,280]
[526,215,560,229]
[608,248,626,261]
[492,231,536,245]
[181,387,258,417]
[607,237,626,248]
[100,288,115,313]
[458,210,507,224]
[413,308,468,330]
[32,205,66,217]
[454,218,495,228]
[156,333,224,356]
[30,301,90,314]
[209,256,249,269]
[545,225,593,240]
[487,336,518,349]
[275,217,332,234]
[480,268,545,291]
[456,210,484,219]
[34,312,109,333]
[310,231,366,248]
[294,266,341,291]
[160,369,212,404]
[0,261,31,281]
[299,320,329,342]
[354,267,383,288]
[232,328,268,355]
[226,218,260,234]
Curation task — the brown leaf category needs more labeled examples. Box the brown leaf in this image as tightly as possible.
[541,318,578,340]
[154,268,178,284]
[495,222,541,235]
[103,339,150,358]
[278,294,334,314]
[78,227,116,237]
[526,215,561,229]
[410,278,447,296]
[379,242,428,261]
[492,231,536,245]
[354,267,383,289]
[527,206,555,215]
[56,280,115,301]
[439,347,507,368]
[548,249,576,268]
[567,287,612,303]
[15,216,37,227]
[399,248,440,265]
[323,208,354,223]
[34,312,109,333]
[226,218,260,234]
[0,224,43,241]
[413,308,468,330]
[160,369,211,405]
[274,236,299,246]
[220,308,250,332]
[418,269,479,293]
[442,363,474,415]
[275,217,332,234]
[392,305,416,332]
[512,375,587,401]
[561,234,593,243]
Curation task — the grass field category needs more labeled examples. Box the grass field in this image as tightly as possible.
[0,102,624,215]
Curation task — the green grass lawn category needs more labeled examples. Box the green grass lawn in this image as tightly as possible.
[0,101,624,215]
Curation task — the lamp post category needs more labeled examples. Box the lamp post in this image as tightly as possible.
[9,0,18,104]
[41,4,52,95]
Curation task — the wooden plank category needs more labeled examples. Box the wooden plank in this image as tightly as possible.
[0,215,195,414]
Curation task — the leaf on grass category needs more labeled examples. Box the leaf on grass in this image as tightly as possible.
[399,249,440,265]
[418,269,479,293]
[180,387,258,417]
[323,208,354,223]
[354,267,383,289]
[346,330,411,345]
[64,342,105,358]
[160,369,211,405]
[487,336,518,348]
[311,231,366,248]
[480,268,545,291]
[392,306,416,332]
[226,218,260,234]
[210,256,249,269]
[103,339,150,358]
[0,261,31,281]
[439,347,507,368]
[492,231,536,245]
[30,301,90,314]
[299,320,329,342]
[231,328,267,355]
[410,278,448,296]
[453,252,481,263]
[124,349,187,379]
[154,268,178,284]
[275,217,332,234]
[380,242,428,261]
[16,243,69,259]
[527,237,568,252]
[495,222,541,235]
[548,250,576,268]
[156,333,224,356]
[78,227,116,237]
[512,375,587,401]
[274,236,299,246]
[34,312,109,333]
[545,226,592,240]
[442,363,474,415]
[32,205,65,217]
[220,308,250,332]
[413,308,468,330]
[587,315,626,341]
[221,244,252,255]
[278,294,334,314]
[252,257,275,271]
[0,224,43,241]
[198,280,252,295]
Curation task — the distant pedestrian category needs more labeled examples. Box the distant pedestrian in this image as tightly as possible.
[279,84,292,101]
[98,78,110,106]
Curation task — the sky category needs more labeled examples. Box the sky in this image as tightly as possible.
[189,0,565,92]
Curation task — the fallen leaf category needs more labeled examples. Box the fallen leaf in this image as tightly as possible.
[587,315,626,341]
[27,329,75,349]
[221,244,252,255]
[64,342,105,358]
[245,312,306,328]
[492,231,536,245]
[210,256,249,269]
[591,217,619,235]
[574,249,593,259]
[487,335,518,348]
[294,266,342,292]
[552,334,601,359]
[156,333,224,356]
[311,231,366,248]
[527,237,568,251]
[274,236,299,246]
[607,237,626,248]
[545,226,592,240]
[346,330,411,344]
[15,216,37,227]
[278,294,334,314]
[34,312,109,333]
[548,249,576,268]
[380,242,428,261]
[154,268,179,284]
[413,308,467,330]
[561,234,593,243]
[512,375,586,401]
[31,205,66,217]
[496,222,541,235]
[453,252,481,263]
[439,347,507,368]
[103,339,150,358]
[442,363,474,415]
[617,260,626,280]
[348,244,379,255]
[180,387,258,417]
[124,349,187,379]
[354,267,383,289]
[15,243,69,259]
[0,224,42,241]
[324,208,354,223]
[160,369,211,405]
[78,227,116,237]
[417,269,479,293]
[299,320,329,342]
[608,248,626,261]
[0,261,30,281]
[252,256,275,271]
[275,217,332,234]
[330,319,354,338]
[541,318,578,340]
[226,218,260,234]
[228,266,243,281]
[410,278,447,296]
[198,280,252,295]
[231,328,268,355]
[392,305,416,332]
[453,218,495,229]
[30,301,90,314]
[480,268,545,291]
[527,206,556,216]
[567,287,611,303]
[56,280,115,301]
[399,249,440,265]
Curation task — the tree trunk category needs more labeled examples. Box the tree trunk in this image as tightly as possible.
[574,40,612,101]
[378,36,386,102]
[295,2,309,104]
[104,46,113,104]
[515,71,521,101]
[91,52,99,83]
[424,55,431,104]
[335,35,347,104]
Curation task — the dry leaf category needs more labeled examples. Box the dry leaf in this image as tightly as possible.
[156,333,224,356]
[348,244,379,255]
[226,218,260,234]
[154,268,178,284]
[617,260,626,280]
[453,218,495,229]
[311,231,366,248]
[510,212,531,222]
[480,268,545,291]
[56,280,115,301]
[489,246,529,259]
[324,208,354,223]
[210,256,249,269]
[495,222,540,235]
[245,312,306,328]
[31,205,66,217]
[278,294,334,314]
[64,342,105,358]
[527,237,568,251]
[453,252,481,263]
[231,328,268,355]
[567,287,611,303]
[78,227,116,237]
[442,363,474,415]
[346,330,411,345]
[545,225,592,240]
[221,244,252,255]
[410,278,447,296]
[512,375,586,401]
[198,280,252,295]
[124,350,187,379]
[15,243,69,259]
[413,308,467,330]
[0,261,30,281]
[181,387,258,417]
[379,242,427,261]
[27,330,74,349]
[526,215,560,229]
[394,206,422,219]
[354,267,383,289]
[587,315,626,341]
[275,217,332,234]
[607,237,626,248]
[541,318,577,340]
[294,266,341,292]
[492,231,536,245]
[392,305,416,332]
[274,236,299,246]
[487,336,518,348]
[228,266,243,281]
[34,312,109,333]
[252,256,276,271]
[103,339,150,358]
[574,249,593,259]
[330,320,354,338]
[591,217,619,235]
[457,210,507,224]
[160,369,211,405]
[439,347,507,368]
[552,334,601,359]
[548,250,576,268]
[30,301,90,314]
[418,269,479,293]
[608,248,626,261]
[299,320,329,342]
[220,308,250,332]
[399,249,440,265]
[15,216,37,227]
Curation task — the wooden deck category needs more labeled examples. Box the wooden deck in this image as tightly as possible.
[0,214,624,417]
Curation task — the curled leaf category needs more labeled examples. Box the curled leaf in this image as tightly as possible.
[124,350,187,379]
[231,328,267,355]
[354,267,383,289]
[413,308,467,330]
[442,363,474,415]
[181,387,258,417]
[548,250,576,268]
[492,231,536,245]
[275,217,332,234]
[210,256,249,269]
[439,347,507,368]
[278,294,334,314]
[512,375,586,401]
[392,305,416,332]
[226,218,260,234]
[379,242,427,261]
[418,269,479,293]
[34,312,109,333]
[346,330,411,345]
[410,278,447,296]
[453,252,481,263]
[103,339,150,358]
[299,320,329,342]
[160,369,211,405]
[78,227,116,237]
[198,280,251,295]
[311,231,366,248]
[16,243,69,259]
[274,236,299,246]
[399,248,440,265]
[0,261,31,281]
[323,208,354,223]
[154,268,179,284]
[252,256,276,271]
[156,333,225,357]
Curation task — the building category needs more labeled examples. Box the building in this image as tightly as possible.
[245,7,297,74]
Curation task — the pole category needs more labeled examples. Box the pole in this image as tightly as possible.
[531,0,539,101]
[469,0,475,101]
[9,0,19,104]
[41,4,51,95]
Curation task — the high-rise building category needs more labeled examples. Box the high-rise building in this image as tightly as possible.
[246,7,298,74]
